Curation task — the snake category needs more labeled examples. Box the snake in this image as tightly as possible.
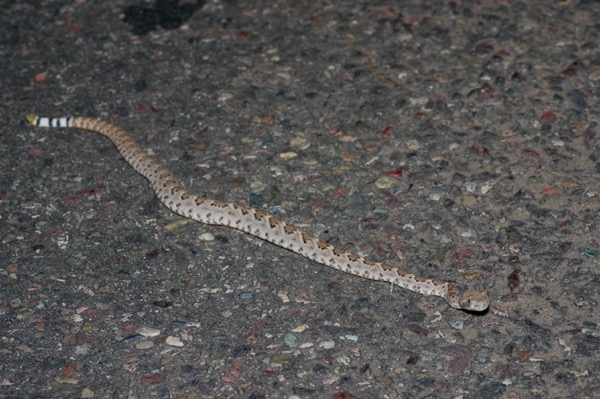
[26,115,489,312]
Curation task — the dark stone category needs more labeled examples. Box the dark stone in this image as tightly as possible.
[123,0,205,35]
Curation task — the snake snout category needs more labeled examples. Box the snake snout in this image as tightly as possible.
[459,290,490,312]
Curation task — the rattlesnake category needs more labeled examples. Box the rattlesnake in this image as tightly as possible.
[26,115,489,311]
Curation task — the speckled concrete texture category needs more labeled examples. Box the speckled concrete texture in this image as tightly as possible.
[1,1,599,398]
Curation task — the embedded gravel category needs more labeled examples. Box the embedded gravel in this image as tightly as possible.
[1,1,599,398]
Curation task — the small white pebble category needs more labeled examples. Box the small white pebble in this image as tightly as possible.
[279,151,297,159]
[319,340,335,349]
[166,336,184,347]
[138,327,161,337]
[292,324,309,333]
[449,320,464,330]
[277,291,290,303]
[135,340,155,350]
[198,232,214,241]
[219,92,233,101]
[480,181,495,194]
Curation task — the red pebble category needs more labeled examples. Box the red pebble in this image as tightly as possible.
[141,373,165,385]
[540,112,557,122]
[62,362,78,376]
[382,126,393,138]
[386,169,403,179]
[562,60,584,75]
[522,148,541,158]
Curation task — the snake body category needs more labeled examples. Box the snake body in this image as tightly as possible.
[26,115,489,311]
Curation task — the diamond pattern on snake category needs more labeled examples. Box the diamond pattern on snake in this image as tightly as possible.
[26,115,489,311]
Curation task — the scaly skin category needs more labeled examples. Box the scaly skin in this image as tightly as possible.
[26,114,490,311]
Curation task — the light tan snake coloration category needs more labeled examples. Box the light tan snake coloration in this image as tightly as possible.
[26,115,489,311]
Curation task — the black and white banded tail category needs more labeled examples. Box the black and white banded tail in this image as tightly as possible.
[26,115,71,128]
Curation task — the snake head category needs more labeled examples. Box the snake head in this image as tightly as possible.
[445,284,489,311]
[458,289,490,312]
